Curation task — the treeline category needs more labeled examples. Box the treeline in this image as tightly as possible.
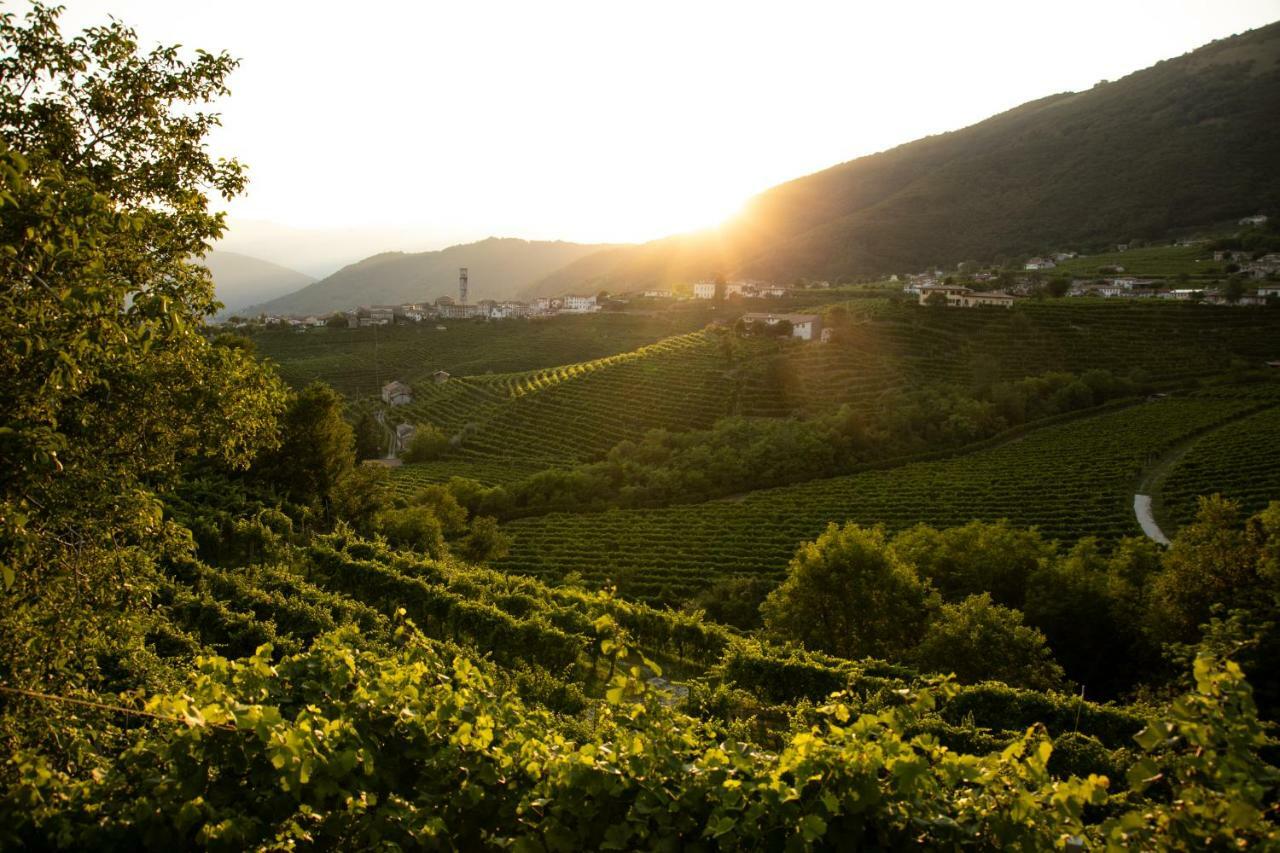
[739,497,1280,712]
[442,368,1147,519]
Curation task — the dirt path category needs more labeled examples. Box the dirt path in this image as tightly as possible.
[1131,401,1276,544]
[1133,494,1170,545]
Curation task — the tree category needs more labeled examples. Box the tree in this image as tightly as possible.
[1222,276,1246,304]
[0,4,286,694]
[457,516,511,563]
[913,594,1065,690]
[353,412,386,461]
[401,423,450,462]
[378,506,446,558]
[1046,277,1071,298]
[261,383,355,518]
[761,523,933,660]
[1147,495,1271,645]
[890,520,1053,608]
[409,485,469,536]
[688,576,774,630]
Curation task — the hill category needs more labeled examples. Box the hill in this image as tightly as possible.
[531,22,1280,293]
[196,250,315,317]
[251,237,621,316]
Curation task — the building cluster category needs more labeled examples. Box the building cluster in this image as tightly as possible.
[917,285,1017,308]
[691,279,790,299]
[245,293,604,330]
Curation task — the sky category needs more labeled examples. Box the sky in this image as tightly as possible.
[48,0,1280,274]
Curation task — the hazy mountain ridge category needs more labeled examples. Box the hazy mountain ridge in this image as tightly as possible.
[197,250,315,317]
[532,22,1280,292]
[251,237,621,316]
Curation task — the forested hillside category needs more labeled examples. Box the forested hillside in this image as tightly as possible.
[533,21,1280,292]
[252,236,617,316]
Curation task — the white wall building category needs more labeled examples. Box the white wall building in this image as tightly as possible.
[563,294,599,313]
[742,312,822,341]
[692,281,717,299]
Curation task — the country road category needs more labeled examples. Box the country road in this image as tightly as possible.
[1133,494,1170,545]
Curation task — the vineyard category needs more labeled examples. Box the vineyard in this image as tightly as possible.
[746,300,1280,416]
[368,301,1280,490]
[251,311,714,396]
[494,393,1272,603]
[149,532,1149,751]
[1049,244,1218,278]
[1159,400,1280,532]
[21,528,1267,849]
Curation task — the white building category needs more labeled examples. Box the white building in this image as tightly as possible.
[563,294,599,313]
[741,312,822,341]
[692,281,718,299]
[919,285,1015,308]
[1239,214,1269,226]
[1024,258,1057,270]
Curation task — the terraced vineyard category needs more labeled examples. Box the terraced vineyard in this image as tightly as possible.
[495,394,1267,603]
[1160,400,1280,532]
[383,332,754,488]
[1051,244,1217,278]
[738,301,1280,417]
[252,311,714,396]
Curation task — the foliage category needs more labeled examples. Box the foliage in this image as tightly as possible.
[0,4,286,697]
[890,520,1053,608]
[257,383,355,519]
[457,516,511,563]
[761,523,932,661]
[5,625,1277,850]
[402,422,450,463]
[913,594,1065,691]
[496,392,1262,605]
[351,412,385,461]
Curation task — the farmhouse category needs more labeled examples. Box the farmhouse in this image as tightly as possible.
[742,312,822,341]
[432,370,451,385]
[381,380,412,406]
[1024,257,1056,270]
[919,285,1015,308]
[692,281,717,299]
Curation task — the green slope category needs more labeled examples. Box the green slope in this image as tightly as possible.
[532,22,1280,292]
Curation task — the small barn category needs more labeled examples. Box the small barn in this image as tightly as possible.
[381,380,412,406]
[432,370,451,385]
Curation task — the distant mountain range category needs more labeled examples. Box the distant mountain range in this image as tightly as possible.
[243,23,1279,314]
[247,238,619,316]
[530,21,1280,293]
[197,250,315,317]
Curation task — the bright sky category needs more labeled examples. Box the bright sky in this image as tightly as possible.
[50,0,1280,272]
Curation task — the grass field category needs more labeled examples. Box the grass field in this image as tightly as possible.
[493,392,1272,604]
